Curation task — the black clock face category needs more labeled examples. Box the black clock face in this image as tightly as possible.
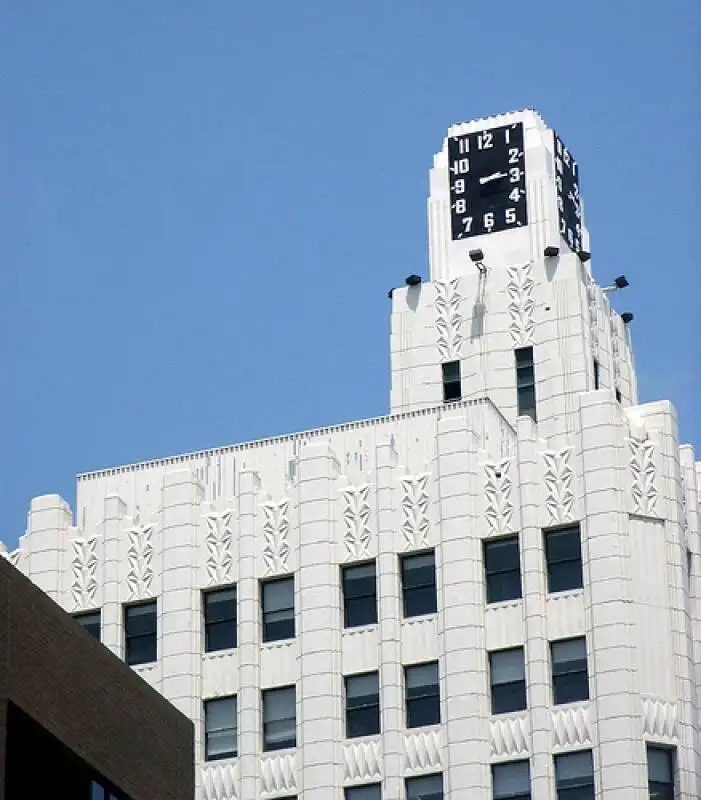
[448,122,527,240]
[553,133,582,252]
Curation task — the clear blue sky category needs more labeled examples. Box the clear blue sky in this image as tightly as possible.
[1,2,699,548]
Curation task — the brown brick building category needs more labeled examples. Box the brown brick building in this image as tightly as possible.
[0,556,193,799]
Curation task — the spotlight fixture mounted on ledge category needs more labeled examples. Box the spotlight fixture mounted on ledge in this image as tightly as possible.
[544,246,560,258]
[602,275,629,294]
[468,248,487,274]
[621,312,634,324]
[405,274,422,287]
[579,250,591,262]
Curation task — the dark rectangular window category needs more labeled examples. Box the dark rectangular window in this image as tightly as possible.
[74,610,101,641]
[593,358,600,390]
[204,696,237,761]
[345,672,380,738]
[492,760,531,800]
[545,524,584,593]
[262,686,296,751]
[555,750,594,800]
[490,647,527,714]
[405,661,440,728]
[616,388,622,403]
[204,586,237,652]
[484,536,522,603]
[345,785,381,800]
[124,600,157,666]
[262,576,295,642]
[647,746,674,800]
[442,361,461,403]
[401,550,437,618]
[515,347,537,421]
[406,773,444,800]
[342,561,377,628]
[551,637,589,705]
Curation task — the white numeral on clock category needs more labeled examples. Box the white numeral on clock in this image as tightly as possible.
[457,138,470,154]
[462,216,473,233]
[509,187,521,202]
[509,148,521,164]
[505,208,517,224]
[478,131,493,149]
[451,158,470,175]
[453,178,465,194]
[483,211,495,230]
[509,167,521,182]
[454,198,467,214]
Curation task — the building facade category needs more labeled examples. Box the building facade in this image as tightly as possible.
[0,554,193,800]
[5,109,700,799]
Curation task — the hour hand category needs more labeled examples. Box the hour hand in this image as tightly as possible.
[479,171,508,185]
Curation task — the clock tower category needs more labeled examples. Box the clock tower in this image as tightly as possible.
[390,109,636,445]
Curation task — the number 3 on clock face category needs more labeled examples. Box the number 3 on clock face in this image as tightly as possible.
[448,122,528,241]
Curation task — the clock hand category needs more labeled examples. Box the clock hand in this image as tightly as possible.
[479,171,508,185]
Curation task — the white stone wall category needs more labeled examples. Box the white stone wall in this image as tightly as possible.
[7,395,700,799]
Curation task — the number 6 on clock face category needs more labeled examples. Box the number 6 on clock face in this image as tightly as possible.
[448,122,528,240]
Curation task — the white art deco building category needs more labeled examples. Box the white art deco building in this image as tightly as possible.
[5,109,700,800]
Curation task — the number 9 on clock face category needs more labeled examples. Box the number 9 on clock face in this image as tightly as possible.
[448,122,528,240]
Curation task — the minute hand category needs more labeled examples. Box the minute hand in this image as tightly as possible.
[479,171,508,185]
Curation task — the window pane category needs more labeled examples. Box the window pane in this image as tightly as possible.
[264,687,295,721]
[406,662,439,690]
[347,672,379,700]
[406,773,444,800]
[345,785,381,800]
[442,361,460,381]
[205,697,235,731]
[552,638,587,666]
[492,681,527,715]
[263,578,294,611]
[264,718,296,750]
[515,347,533,367]
[205,588,236,623]
[546,528,581,563]
[491,649,525,684]
[492,760,530,798]
[647,746,673,783]
[346,595,377,627]
[404,585,438,617]
[402,552,436,587]
[125,602,157,635]
[206,620,237,652]
[343,563,376,598]
[487,571,522,603]
[75,610,101,640]
[555,750,594,785]
[485,537,520,574]
[126,635,157,666]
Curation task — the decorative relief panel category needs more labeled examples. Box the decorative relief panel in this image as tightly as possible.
[343,738,382,782]
[434,278,464,361]
[642,697,678,739]
[261,499,290,576]
[484,459,515,535]
[552,705,592,749]
[610,311,622,387]
[205,509,234,585]
[506,262,535,347]
[126,523,155,600]
[585,272,599,353]
[202,761,239,800]
[71,534,98,610]
[490,715,529,758]
[403,728,443,774]
[260,752,297,795]
[341,484,372,561]
[400,474,431,551]
[543,447,575,525]
[628,437,659,517]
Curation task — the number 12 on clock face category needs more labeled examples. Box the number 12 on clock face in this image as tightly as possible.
[448,122,528,241]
